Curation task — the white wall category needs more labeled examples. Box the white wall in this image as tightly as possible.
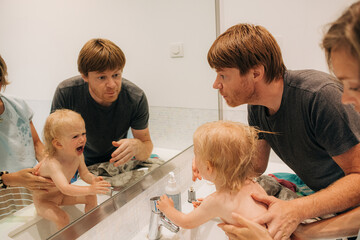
[220,0,358,118]
[0,0,218,110]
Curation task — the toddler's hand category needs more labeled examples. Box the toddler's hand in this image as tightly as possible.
[90,178,111,194]
[93,176,105,183]
[192,198,203,208]
[192,158,202,182]
[156,194,174,213]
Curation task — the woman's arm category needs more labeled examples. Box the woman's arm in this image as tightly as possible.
[1,168,54,190]
[30,121,45,162]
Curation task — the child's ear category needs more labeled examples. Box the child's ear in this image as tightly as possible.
[52,139,63,149]
[206,161,214,174]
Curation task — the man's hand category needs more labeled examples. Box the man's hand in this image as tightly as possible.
[110,139,140,167]
[4,168,55,191]
[192,158,202,181]
[252,192,302,240]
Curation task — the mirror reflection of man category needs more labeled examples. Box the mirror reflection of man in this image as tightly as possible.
[51,38,153,167]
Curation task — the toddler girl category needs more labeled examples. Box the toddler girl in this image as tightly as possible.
[32,109,110,229]
[157,121,267,229]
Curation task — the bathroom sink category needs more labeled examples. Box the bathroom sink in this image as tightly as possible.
[132,181,227,240]
[1,179,111,240]
[7,205,84,240]
[173,182,227,240]
[132,162,295,240]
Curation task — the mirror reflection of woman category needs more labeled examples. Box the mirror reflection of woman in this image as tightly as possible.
[0,54,54,219]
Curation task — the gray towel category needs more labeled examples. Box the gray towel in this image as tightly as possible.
[87,158,164,189]
[256,175,335,224]
[256,175,299,201]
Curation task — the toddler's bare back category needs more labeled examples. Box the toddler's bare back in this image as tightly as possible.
[214,180,267,225]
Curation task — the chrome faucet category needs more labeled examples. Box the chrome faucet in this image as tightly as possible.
[148,196,180,240]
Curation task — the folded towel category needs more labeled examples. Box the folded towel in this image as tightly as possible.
[257,173,334,224]
[271,172,315,196]
[268,174,297,192]
[87,157,164,189]
[256,175,299,201]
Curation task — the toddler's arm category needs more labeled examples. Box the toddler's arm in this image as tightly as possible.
[157,194,216,229]
[45,160,110,196]
[77,155,97,184]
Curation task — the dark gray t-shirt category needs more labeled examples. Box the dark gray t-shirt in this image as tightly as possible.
[248,70,360,192]
[51,75,149,166]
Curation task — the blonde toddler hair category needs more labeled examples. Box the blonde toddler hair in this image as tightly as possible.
[193,121,258,191]
[43,109,85,156]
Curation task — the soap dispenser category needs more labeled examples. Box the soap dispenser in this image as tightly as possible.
[166,171,181,211]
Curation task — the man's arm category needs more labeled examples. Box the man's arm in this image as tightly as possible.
[299,142,360,217]
[131,127,153,160]
[253,139,271,175]
[30,121,45,162]
[110,127,153,167]
[252,142,360,240]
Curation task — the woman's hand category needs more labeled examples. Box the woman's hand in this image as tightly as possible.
[3,168,55,191]
[218,213,273,240]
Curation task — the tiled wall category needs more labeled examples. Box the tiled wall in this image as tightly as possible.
[149,106,218,150]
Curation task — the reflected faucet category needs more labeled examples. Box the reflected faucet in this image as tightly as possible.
[148,196,180,240]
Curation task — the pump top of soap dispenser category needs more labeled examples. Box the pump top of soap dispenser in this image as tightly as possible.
[168,172,176,188]
[166,171,181,211]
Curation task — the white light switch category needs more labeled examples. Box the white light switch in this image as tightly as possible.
[170,42,184,58]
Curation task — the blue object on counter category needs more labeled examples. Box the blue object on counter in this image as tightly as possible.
[70,170,79,183]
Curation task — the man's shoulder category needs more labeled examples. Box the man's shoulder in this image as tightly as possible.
[121,78,145,98]
[57,75,86,90]
[285,69,340,93]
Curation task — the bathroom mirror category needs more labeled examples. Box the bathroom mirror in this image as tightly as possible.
[0,0,217,238]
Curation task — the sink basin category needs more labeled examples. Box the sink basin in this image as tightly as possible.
[7,205,84,240]
[132,162,295,240]
[1,179,111,240]
[132,181,227,240]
